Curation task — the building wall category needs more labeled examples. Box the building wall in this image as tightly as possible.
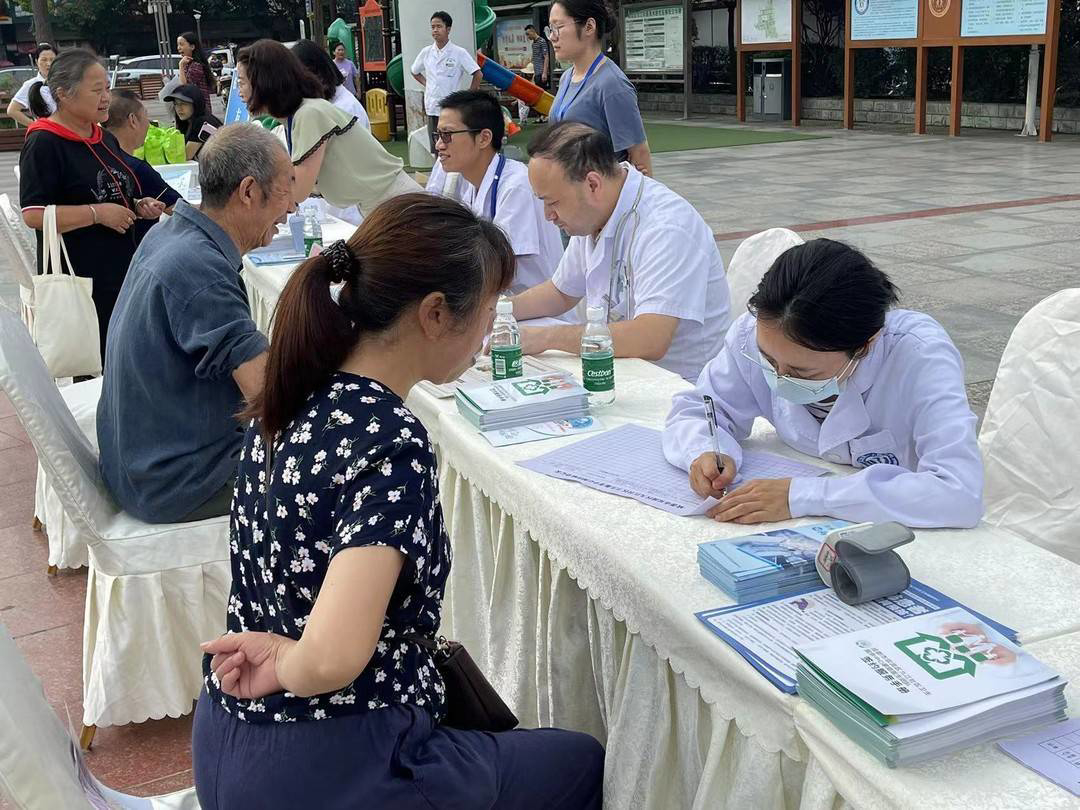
[636,91,1080,133]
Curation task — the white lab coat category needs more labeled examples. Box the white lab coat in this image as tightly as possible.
[662,309,984,528]
[550,164,731,381]
[459,155,563,293]
[331,85,371,130]
[410,42,480,115]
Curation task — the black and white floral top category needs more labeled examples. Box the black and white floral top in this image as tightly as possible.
[203,374,450,724]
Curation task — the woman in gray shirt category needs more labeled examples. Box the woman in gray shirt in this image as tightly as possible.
[546,0,653,176]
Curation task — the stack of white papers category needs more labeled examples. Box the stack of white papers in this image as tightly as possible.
[455,373,589,432]
[698,520,850,602]
[697,581,1017,694]
[795,607,1067,767]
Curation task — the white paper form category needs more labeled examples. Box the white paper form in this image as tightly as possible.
[999,718,1080,796]
[517,423,829,516]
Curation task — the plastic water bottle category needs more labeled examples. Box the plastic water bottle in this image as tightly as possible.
[490,297,523,380]
[303,210,322,257]
[581,306,615,407]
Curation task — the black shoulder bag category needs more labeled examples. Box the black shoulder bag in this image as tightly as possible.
[403,634,518,732]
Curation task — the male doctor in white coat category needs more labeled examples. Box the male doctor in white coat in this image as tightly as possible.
[663,238,984,528]
[431,90,563,292]
[411,11,481,155]
[511,121,732,382]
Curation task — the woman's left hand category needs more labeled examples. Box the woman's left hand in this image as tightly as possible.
[135,197,167,219]
[707,478,792,524]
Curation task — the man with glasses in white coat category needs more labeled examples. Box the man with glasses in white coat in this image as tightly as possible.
[429,90,563,292]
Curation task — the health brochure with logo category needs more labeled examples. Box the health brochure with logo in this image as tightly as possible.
[455,373,590,432]
[795,607,1067,766]
[696,582,1016,693]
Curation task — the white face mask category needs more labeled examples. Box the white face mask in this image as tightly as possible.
[744,350,859,406]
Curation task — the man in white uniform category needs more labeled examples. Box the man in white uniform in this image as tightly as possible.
[430,90,562,292]
[511,122,731,381]
[410,11,481,155]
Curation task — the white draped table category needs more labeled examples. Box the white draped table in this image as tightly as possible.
[242,263,1080,810]
[403,355,1080,810]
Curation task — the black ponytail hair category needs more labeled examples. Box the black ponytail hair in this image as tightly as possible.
[748,239,900,356]
[247,193,515,441]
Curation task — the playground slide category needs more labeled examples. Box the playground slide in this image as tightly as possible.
[475,52,554,116]
[386,0,496,95]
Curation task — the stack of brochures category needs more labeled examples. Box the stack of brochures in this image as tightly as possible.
[455,373,590,432]
[698,521,850,602]
[795,607,1067,767]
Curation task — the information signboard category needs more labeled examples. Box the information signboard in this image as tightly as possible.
[851,0,919,40]
[624,4,684,71]
[740,0,793,44]
[961,0,1047,37]
[495,16,532,70]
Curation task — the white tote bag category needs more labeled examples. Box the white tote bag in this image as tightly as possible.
[20,205,102,378]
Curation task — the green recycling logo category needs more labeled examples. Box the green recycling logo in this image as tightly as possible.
[895,632,988,680]
[512,378,560,396]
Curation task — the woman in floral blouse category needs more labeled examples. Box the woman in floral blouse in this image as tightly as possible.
[193,193,604,809]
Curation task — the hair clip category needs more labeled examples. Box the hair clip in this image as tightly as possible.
[321,240,354,284]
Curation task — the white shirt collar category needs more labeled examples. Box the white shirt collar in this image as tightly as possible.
[470,151,503,212]
[588,163,643,252]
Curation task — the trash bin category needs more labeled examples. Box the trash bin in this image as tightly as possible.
[751,57,792,121]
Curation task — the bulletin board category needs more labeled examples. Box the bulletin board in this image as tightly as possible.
[843,0,1061,141]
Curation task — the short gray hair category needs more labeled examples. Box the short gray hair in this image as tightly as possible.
[198,123,289,209]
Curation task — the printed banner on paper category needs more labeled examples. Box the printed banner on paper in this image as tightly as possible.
[851,0,919,40]
[740,0,794,44]
[961,0,1047,37]
[625,4,685,71]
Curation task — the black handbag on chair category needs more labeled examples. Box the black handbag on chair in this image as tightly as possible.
[405,635,518,732]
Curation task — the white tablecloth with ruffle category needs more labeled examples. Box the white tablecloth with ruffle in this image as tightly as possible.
[238,254,1080,809]
[403,354,1080,810]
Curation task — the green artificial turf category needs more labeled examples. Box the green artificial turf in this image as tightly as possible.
[387,120,822,169]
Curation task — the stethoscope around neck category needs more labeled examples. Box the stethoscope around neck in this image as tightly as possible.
[602,173,646,322]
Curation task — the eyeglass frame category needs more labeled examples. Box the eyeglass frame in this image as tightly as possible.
[739,349,856,394]
[544,23,572,40]
[434,127,481,144]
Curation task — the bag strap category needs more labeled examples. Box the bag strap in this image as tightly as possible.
[41,206,76,278]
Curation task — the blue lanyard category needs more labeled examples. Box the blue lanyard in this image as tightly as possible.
[488,153,506,219]
[285,115,293,154]
[551,53,605,121]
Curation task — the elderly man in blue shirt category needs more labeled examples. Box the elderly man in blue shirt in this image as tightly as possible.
[97,122,296,523]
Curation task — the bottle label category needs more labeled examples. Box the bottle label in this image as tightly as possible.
[304,236,322,257]
[492,346,523,380]
[582,354,615,392]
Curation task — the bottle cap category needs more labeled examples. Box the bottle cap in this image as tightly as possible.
[586,305,606,321]
[496,298,513,314]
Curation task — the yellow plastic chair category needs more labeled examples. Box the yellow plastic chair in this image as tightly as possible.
[366,88,390,142]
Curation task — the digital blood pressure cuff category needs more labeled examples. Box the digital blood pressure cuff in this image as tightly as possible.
[815,522,915,605]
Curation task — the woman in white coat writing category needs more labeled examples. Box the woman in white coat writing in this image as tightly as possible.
[663,239,983,528]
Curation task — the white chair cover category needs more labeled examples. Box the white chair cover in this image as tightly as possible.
[0,194,37,285]
[979,288,1080,564]
[0,308,230,729]
[725,228,804,314]
[33,377,102,571]
[0,622,200,809]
